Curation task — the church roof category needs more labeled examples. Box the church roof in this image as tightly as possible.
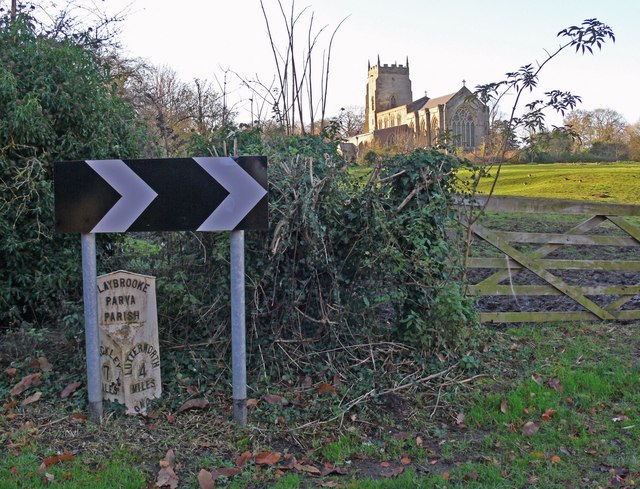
[406,95,430,113]
[423,92,457,109]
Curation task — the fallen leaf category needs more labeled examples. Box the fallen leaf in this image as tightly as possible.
[156,449,178,488]
[254,451,281,465]
[186,385,200,395]
[246,398,259,408]
[547,377,563,391]
[235,451,253,467]
[37,357,53,372]
[500,399,508,414]
[400,457,411,465]
[415,436,424,447]
[530,451,545,458]
[463,470,479,481]
[10,373,42,396]
[550,455,561,464]
[442,471,451,480]
[37,462,55,483]
[321,465,348,477]
[217,467,242,477]
[523,421,540,437]
[60,382,82,399]
[42,452,75,467]
[379,461,391,468]
[263,393,288,406]
[3,401,17,411]
[176,398,210,414]
[294,463,321,475]
[531,373,543,385]
[381,466,404,478]
[21,391,42,406]
[162,449,176,468]
[455,412,465,425]
[69,413,87,424]
[392,431,409,440]
[5,367,17,377]
[197,470,216,489]
[315,382,336,395]
[6,413,17,421]
[156,466,179,488]
[541,408,557,422]
[319,482,339,487]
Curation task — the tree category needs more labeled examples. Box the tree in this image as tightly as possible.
[564,108,627,150]
[255,0,347,135]
[0,10,146,327]
[120,62,232,157]
[521,127,575,162]
[473,18,615,197]
[337,106,364,138]
[626,121,640,161]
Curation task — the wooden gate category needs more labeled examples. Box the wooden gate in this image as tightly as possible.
[458,196,640,323]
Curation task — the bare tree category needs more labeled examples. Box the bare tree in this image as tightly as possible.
[256,0,348,135]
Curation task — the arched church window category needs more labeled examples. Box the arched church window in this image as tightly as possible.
[451,107,475,148]
[431,116,439,144]
[371,97,375,112]
[396,114,401,126]
[390,95,397,107]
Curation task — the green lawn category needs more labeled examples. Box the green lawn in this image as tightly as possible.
[471,161,640,204]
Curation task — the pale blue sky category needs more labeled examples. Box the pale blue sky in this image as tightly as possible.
[23,0,640,126]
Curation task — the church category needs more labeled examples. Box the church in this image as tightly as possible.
[347,57,490,155]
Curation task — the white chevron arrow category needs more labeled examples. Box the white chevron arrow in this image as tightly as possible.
[86,159,158,232]
[194,157,267,231]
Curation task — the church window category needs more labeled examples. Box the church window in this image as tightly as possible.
[431,116,439,144]
[451,107,475,148]
[390,95,397,107]
[396,114,401,126]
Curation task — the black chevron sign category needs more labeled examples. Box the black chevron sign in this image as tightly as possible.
[54,156,268,233]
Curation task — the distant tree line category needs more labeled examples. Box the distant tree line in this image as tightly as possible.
[489,108,639,163]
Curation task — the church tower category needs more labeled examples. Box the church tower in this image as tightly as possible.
[364,56,412,133]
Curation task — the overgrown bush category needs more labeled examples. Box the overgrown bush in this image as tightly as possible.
[0,13,146,329]
[117,134,477,384]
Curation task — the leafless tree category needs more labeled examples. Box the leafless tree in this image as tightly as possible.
[255,0,348,135]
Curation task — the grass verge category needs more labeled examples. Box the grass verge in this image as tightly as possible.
[1,321,638,487]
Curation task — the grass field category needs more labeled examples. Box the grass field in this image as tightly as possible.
[471,161,640,204]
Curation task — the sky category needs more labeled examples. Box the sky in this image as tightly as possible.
[19,0,640,127]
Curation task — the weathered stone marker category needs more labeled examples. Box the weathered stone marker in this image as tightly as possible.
[97,270,161,414]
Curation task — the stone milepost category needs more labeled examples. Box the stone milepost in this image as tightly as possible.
[98,270,161,414]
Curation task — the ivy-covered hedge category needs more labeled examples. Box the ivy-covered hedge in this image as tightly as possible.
[110,135,477,374]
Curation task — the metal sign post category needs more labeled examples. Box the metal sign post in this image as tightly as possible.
[81,233,103,423]
[230,230,247,425]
